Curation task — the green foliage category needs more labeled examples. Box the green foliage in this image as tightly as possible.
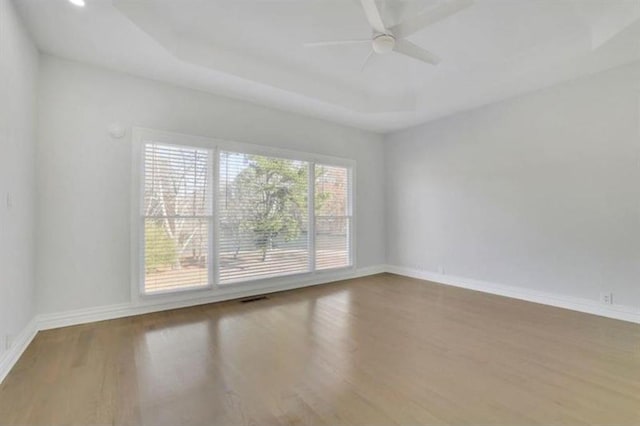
[233,156,308,260]
[145,221,177,272]
[314,165,330,212]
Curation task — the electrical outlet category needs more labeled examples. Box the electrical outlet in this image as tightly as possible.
[600,292,613,305]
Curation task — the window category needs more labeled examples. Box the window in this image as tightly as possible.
[315,164,352,270]
[137,132,354,295]
[142,143,212,294]
[218,151,309,284]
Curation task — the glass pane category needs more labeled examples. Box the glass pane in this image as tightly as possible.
[218,151,310,284]
[315,164,351,270]
[144,217,209,293]
[316,216,351,270]
[144,143,211,217]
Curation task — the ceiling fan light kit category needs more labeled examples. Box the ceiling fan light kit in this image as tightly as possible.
[305,0,474,69]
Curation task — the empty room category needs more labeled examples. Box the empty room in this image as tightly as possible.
[1,0,640,424]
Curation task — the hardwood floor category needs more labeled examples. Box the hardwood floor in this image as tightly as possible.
[1,273,640,425]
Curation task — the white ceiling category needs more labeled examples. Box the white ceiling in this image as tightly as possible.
[16,0,640,133]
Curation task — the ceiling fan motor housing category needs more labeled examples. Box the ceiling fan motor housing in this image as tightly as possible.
[372,34,396,54]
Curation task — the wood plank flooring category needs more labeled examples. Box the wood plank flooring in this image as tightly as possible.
[1,273,640,425]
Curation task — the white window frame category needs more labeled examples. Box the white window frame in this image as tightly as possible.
[131,127,356,304]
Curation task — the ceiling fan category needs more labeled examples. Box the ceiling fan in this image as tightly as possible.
[305,0,473,69]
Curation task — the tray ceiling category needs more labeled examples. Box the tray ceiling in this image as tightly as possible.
[16,0,640,132]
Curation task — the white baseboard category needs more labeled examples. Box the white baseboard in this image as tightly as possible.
[0,318,38,385]
[37,265,387,331]
[0,265,385,384]
[385,264,640,324]
[5,263,638,385]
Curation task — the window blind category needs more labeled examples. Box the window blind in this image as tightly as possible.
[143,143,212,293]
[218,151,310,284]
[315,164,352,270]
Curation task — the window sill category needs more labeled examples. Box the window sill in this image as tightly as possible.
[136,265,356,303]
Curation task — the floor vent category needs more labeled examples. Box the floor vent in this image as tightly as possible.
[240,295,269,304]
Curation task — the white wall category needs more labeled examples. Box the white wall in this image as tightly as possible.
[31,36,640,321]
[36,55,386,315]
[385,61,640,309]
[0,0,38,350]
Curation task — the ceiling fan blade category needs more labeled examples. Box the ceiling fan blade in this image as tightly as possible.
[390,0,473,38]
[359,0,387,34]
[304,39,370,48]
[394,39,441,65]
[361,50,374,71]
